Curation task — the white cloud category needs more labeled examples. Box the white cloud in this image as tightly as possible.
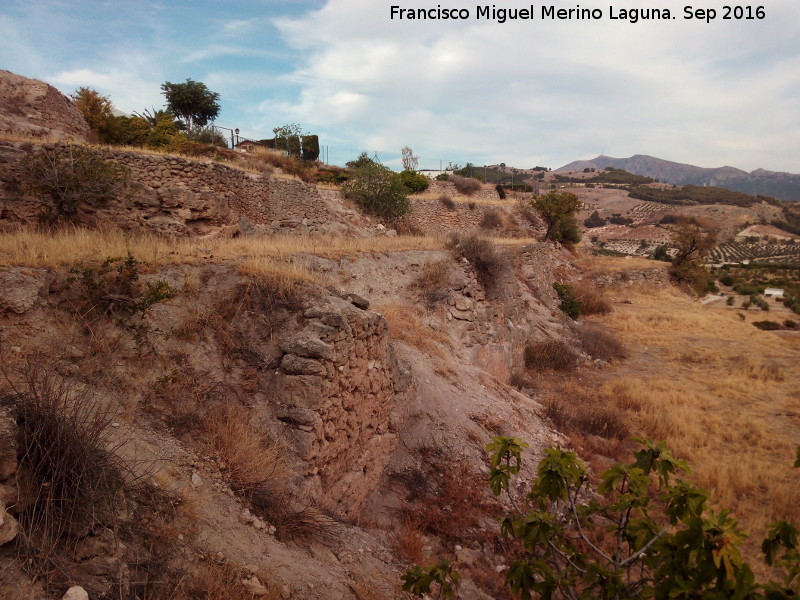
[266,0,800,171]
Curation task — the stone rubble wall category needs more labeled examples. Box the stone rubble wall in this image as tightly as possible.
[0,141,333,236]
[267,294,411,520]
[590,267,670,288]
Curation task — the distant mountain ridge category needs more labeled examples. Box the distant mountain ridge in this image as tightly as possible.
[556,154,800,202]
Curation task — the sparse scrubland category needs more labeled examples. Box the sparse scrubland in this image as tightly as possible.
[2,70,800,599]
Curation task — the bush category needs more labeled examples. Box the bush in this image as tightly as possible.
[342,154,411,219]
[727,296,736,306]
[495,184,506,199]
[25,145,129,222]
[399,169,430,194]
[449,234,510,295]
[583,210,606,228]
[578,324,628,361]
[67,253,176,350]
[572,282,612,315]
[480,209,502,229]
[608,215,634,226]
[523,340,578,372]
[543,398,629,440]
[438,194,456,210]
[553,282,582,319]
[7,363,127,577]
[652,244,671,261]
[411,260,452,307]
[753,320,781,330]
[450,175,481,196]
[532,191,581,244]
[434,172,450,181]
[719,274,736,286]
[784,319,797,329]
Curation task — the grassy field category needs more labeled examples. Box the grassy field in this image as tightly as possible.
[589,281,800,563]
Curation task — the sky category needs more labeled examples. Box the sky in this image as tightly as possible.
[2,0,799,173]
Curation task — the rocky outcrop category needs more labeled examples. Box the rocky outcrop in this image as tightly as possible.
[0,406,19,546]
[267,295,412,520]
[0,70,91,142]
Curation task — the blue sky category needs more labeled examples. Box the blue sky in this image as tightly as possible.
[2,0,799,173]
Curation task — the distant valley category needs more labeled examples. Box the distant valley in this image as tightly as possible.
[557,154,800,202]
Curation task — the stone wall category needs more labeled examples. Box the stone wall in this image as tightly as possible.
[590,266,671,288]
[0,141,332,236]
[267,294,411,520]
[404,195,541,238]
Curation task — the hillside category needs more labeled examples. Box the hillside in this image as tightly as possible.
[0,71,799,600]
[558,154,800,202]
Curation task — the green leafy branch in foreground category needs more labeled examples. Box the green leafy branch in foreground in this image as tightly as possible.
[403,439,800,599]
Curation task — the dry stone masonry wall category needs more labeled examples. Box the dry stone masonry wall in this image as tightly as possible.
[267,294,411,519]
[0,141,332,236]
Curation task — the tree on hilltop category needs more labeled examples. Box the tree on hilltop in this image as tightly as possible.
[160,79,220,134]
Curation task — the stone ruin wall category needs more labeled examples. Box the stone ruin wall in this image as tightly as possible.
[266,294,411,519]
[0,141,332,236]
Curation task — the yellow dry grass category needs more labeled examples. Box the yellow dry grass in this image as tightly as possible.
[372,302,449,357]
[592,279,800,561]
[0,227,446,269]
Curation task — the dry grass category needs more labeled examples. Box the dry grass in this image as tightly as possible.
[577,324,627,361]
[373,302,449,357]
[410,260,452,307]
[202,400,288,498]
[523,339,578,372]
[590,281,800,565]
[572,281,612,315]
[0,227,446,268]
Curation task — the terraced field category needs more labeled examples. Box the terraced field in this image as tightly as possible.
[709,241,800,265]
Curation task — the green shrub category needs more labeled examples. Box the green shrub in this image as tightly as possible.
[583,210,606,228]
[652,244,671,261]
[25,145,129,222]
[719,274,736,286]
[553,282,582,319]
[342,154,411,219]
[532,191,581,244]
[783,319,797,329]
[435,173,450,181]
[727,296,736,306]
[399,169,430,194]
[753,320,782,330]
[446,437,800,600]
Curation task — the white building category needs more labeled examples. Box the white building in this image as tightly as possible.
[764,288,785,298]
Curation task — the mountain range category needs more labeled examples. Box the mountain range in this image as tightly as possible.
[556,155,800,202]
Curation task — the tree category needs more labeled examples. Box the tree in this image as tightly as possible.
[401,146,419,171]
[405,438,800,600]
[71,87,114,142]
[532,190,582,243]
[342,153,411,220]
[670,218,717,294]
[160,79,220,134]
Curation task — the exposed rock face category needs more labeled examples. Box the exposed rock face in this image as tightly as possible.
[0,268,49,314]
[0,70,91,142]
[0,406,18,546]
[268,295,412,519]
